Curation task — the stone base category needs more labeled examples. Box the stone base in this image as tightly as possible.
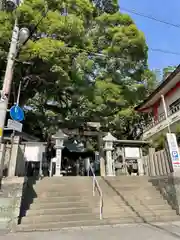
[53,174,63,177]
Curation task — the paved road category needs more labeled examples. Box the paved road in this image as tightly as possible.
[2,222,180,240]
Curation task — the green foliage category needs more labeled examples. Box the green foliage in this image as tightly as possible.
[153,124,180,150]
[152,134,166,151]
[0,0,155,140]
[163,66,177,80]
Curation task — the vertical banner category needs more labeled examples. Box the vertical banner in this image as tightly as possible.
[166,133,180,169]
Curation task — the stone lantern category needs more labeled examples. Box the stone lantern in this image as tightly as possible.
[52,129,68,176]
[103,132,117,176]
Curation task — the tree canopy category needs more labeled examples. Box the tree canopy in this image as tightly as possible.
[0,0,158,140]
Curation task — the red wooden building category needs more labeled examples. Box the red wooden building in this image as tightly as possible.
[135,65,180,140]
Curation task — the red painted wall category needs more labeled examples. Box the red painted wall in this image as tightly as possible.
[139,81,180,118]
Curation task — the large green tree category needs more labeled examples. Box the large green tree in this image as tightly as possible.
[0,0,157,140]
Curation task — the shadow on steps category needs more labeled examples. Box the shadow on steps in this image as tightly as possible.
[18,177,38,224]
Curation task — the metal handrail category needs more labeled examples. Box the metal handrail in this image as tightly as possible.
[88,164,103,220]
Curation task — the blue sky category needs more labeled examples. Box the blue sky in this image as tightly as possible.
[120,0,180,70]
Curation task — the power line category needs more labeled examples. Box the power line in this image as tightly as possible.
[22,44,180,58]
[121,7,180,29]
[149,48,180,56]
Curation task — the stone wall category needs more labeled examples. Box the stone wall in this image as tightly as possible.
[149,176,180,214]
[0,177,27,232]
[0,144,11,177]
[1,141,46,178]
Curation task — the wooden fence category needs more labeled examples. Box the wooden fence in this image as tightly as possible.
[143,149,173,176]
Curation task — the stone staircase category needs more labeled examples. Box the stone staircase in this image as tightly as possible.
[102,176,180,223]
[16,176,180,231]
[17,177,103,231]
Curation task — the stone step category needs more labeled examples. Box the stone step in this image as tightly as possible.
[39,177,93,183]
[101,185,153,190]
[102,208,177,217]
[144,214,180,222]
[103,176,148,179]
[102,205,174,214]
[16,218,142,232]
[130,209,177,216]
[119,195,164,201]
[21,213,99,224]
[34,186,92,192]
[106,180,152,183]
[125,202,169,208]
[36,191,91,197]
[36,181,93,186]
[33,195,96,203]
[26,207,93,216]
[30,201,91,210]
[102,200,127,206]
[113,187,160,192]
[110,186,157,191]
[104,183,153,187]
[117,197,168,206]
[16,214,180,232]
[127,204,173,211]
[119,195,165,201]
[34,185,91,191]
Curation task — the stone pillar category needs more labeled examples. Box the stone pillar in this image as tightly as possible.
[103,132,117,177]
[84,157,90,176]
[149,147,156,176]
[52,130,67,177]
[100,156,106,176]
[98,133,105,176]
[122,147,127,175]
[54,147,63,177]
[8,136,20,177]
[138,148,144,176]
[105,150,114,176]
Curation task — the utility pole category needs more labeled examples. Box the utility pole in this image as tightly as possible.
[0,0,47,144]
[0,0,28,144]
[0,19,19,143]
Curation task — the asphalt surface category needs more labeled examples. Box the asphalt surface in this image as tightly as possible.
[2,222,180,240]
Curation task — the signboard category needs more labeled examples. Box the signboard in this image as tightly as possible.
[166,133,180,168]
[124,147,140,159]
[24,143,45,162]
[10,105,24,122]
[24,146,39,162]
[7,119,23,132]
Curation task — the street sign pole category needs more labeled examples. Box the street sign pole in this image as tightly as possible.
[166,133,180,173]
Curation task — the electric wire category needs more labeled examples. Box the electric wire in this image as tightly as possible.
[121,6,180,29]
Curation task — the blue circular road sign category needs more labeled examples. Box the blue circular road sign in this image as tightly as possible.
[10,105,24,122]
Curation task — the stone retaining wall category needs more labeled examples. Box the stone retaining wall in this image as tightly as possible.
[0,177,27,232]
[150,175,180,214]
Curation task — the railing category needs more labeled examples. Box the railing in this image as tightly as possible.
[88,164,103,220]
[143,101,180,133]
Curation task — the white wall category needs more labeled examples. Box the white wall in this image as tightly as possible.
[158,87,180,115]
